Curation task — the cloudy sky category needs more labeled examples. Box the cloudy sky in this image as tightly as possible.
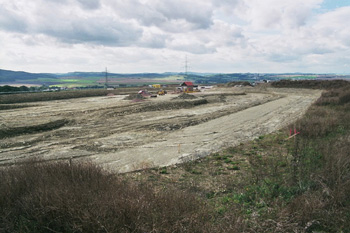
[1,0,350,74]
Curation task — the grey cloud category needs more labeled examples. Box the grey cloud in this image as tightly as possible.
[212,0,242,11]
[307,46,333,55]
[76,0,101,10]
[37,17,142,46]
[45,0,68,4]
[154,1,213,30]
[139,32,167,49]
[212,22,245,46]
[213,0,240,6]
[107,1,164,26]
[0,7,28,33]
[108,0,214,32]
[282,6,311,28]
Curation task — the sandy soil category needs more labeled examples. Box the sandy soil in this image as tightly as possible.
[0,87,321,172]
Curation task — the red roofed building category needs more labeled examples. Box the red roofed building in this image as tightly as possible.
[180,81,194,92]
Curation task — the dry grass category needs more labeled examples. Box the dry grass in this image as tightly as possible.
[278,87,350,232]
[0,159,216,233]
[271,79,350,89]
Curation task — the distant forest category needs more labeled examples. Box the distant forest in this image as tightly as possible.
[0,85,31,92]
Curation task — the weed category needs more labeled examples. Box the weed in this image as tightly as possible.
[190,169,202,175]
[226,147,237,154]
[224,158,231,163]
[159,167,169,174]
[227,165,240,171]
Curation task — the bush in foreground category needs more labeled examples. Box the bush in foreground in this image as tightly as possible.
[0,159,214,233]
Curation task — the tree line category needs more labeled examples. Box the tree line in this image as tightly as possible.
[0,85,53,93]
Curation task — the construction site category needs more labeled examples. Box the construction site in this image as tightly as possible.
[0,85,321,172]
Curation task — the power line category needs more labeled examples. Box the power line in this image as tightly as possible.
[105,67,108,88]
[185,55,188,76]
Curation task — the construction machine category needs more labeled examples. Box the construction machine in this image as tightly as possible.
[157,89,167,95]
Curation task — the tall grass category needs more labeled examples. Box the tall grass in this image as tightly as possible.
[281,87,350,232]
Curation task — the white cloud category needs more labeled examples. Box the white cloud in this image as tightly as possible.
[0,0,350,73]
[313,6,350,47]
[243,0,323,30]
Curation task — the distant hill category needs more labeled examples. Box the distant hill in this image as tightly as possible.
[1,68,349,87]
[0,69,57,84]
[56,72,169,78]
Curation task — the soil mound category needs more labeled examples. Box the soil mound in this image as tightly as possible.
[123,94,146,101]
[226,81,252,87]
[174,93,197,100]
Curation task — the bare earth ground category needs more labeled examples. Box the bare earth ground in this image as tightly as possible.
[0,87,321,172]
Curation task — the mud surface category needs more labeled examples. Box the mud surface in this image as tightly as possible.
[0,87,321,172]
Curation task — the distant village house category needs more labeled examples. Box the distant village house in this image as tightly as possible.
[180,81,194,92]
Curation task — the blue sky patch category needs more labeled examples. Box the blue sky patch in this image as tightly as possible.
[321,0,350,10]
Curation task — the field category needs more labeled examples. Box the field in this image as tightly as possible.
[0,86,321,172]
[2,82,350,232]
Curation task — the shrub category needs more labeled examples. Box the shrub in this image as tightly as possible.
[294,106,338,138]
[0,159,214,233]
[271,79,350,89]
[316,86,350,106]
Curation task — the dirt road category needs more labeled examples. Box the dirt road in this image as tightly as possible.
[0,87,321,172]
